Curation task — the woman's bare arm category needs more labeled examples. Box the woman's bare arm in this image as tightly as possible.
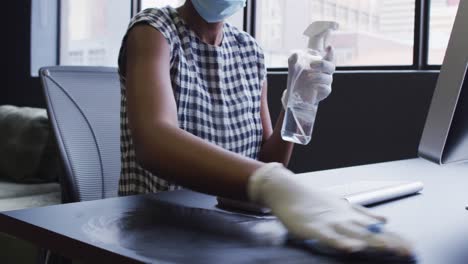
[257,81,294,166]
[125,25,263,200]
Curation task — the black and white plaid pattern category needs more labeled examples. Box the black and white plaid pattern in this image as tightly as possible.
[117,7,266,196]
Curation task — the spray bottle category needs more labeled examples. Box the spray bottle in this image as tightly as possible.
[281,21,339,145]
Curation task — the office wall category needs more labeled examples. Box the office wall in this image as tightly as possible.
[5,0,438,172]
[5,0,44,108]
[267,72,437,172]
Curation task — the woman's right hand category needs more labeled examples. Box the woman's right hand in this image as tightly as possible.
[282,46,335,109]
[248,163,414,257]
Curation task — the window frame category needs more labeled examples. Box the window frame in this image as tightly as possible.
[55,0,445,71]
[56,0,62,66]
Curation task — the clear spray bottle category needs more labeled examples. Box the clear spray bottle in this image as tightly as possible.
[281,21,339,145]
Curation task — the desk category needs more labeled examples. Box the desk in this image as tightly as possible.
[1,158,468,263]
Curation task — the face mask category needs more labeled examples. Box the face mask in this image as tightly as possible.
[191,0,247,23]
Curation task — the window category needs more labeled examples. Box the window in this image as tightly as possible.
[428,0,460,65]
[60,0,130,66]
[324,2,337,18]
[255,0,416,68]
[42,0,459,72]
[310,1,324,20]
[140,0,245,30]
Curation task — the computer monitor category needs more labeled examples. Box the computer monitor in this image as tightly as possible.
[418,0,468,165]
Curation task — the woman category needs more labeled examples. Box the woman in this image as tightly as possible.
[117,0,413,257]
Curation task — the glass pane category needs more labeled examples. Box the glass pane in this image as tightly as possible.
[428,0,459,65]
[255,0,416,68]
[60,0,130,66]
[226,6,244,30]
[140,0,244,30]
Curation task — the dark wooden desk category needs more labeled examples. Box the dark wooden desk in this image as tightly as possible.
[1,158,468,263]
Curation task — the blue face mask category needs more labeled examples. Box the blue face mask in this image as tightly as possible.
[191,0,247,23]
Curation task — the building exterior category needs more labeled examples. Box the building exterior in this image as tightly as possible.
[256,0,459,67]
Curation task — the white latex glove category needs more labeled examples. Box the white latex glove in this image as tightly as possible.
[248,163,414,257]
[282,46,336,109]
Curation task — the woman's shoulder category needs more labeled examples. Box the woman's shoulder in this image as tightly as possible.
[119,6,180,73]
[130,6,177,28]
[126,6,181,47]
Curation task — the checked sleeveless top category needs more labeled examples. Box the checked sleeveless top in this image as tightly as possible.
[118,7,266,195]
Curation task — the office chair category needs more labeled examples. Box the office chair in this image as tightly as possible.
[40,66,121,203]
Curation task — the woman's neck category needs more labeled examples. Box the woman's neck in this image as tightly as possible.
[177,1,224,46]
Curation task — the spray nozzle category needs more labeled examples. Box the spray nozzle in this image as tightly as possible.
[303,21,339,52]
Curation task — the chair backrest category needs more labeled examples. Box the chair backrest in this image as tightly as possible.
[40,66,121,202]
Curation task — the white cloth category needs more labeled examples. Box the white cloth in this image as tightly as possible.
[248,163,413,256]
